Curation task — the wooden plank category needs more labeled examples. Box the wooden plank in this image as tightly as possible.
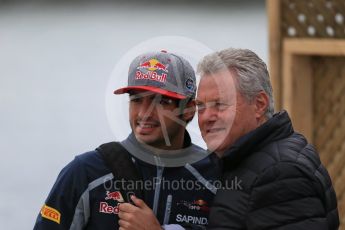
[284,38,345,56]
[282,51,293,114]
[282,53,313,141]
[267,0,282,111]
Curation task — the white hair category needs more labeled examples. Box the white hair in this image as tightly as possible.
[197,48,274,118]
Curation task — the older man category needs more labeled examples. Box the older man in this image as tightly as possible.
[196,48,339,229]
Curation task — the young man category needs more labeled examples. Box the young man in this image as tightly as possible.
[34,51,219,229]
[196,48,339,229]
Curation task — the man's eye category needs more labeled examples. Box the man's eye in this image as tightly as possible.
[216,102,229,110]
[129,95,142,103]
[159,98,175,105]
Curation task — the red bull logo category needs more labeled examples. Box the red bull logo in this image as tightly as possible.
[138,59,168,72]
[105,191,124,202]
[99,202,120,215]
[135,70,167,83]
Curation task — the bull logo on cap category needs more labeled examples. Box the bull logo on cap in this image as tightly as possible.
[138,59,169,73]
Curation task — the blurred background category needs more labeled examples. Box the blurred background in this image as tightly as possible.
[0,0,267,229]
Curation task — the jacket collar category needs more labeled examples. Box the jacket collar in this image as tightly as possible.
[222,110,294,170]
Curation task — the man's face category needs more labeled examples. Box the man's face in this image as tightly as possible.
[129,90,187,150]
[196,70,259,155]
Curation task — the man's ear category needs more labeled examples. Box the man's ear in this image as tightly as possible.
[254,91,269,121]
[182,99,196,123]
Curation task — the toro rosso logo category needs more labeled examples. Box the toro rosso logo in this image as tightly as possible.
[177,199,210,212]
[138,59,169,72]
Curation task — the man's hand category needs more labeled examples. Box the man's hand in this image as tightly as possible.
[118,195,162,230]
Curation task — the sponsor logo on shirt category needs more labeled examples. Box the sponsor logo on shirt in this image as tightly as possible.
[99,202,120,214]
[176,214,208,225]
[40,204,61,224]
[99,191,125,215]
[105,191,124,202]
[176,199,210,212]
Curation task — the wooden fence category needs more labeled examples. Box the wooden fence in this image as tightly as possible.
[267,0,345,228]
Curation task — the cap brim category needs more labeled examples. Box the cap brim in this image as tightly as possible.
[114,86,186,99]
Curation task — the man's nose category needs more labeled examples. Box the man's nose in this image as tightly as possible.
[138,98,155,118]
[200,107,218,122]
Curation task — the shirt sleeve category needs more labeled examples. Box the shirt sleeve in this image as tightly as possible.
[33,157,89,230]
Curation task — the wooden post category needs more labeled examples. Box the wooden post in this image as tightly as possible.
[267,0,282,111]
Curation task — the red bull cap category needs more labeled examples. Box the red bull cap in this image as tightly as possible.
[114,50,196,99]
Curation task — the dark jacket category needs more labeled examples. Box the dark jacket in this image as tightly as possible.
[208,111,339,230]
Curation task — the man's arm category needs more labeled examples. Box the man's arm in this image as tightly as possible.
[208,162,333,230]
[208,186,250,229]
[246,162,331,230]
[34,157,88,230]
